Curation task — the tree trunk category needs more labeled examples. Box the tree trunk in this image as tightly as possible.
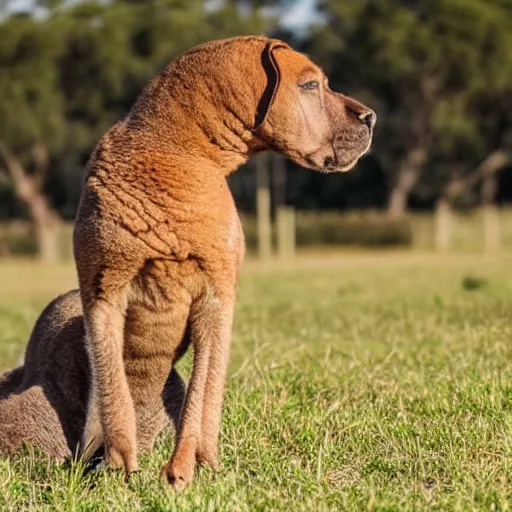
[387,145,429,218]
[35,216,61,262]
[387,74,437,218]
[0,142,62,262]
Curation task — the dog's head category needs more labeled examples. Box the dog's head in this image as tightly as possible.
[134,37,374,173]
[254,39,375,172]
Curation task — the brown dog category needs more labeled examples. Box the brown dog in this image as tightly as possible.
[0,290,185,459]
[73,35,375,490]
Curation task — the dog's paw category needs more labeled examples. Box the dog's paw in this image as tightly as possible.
[105,440,138,475]
[160,436,197,491]
[160,460,195,492]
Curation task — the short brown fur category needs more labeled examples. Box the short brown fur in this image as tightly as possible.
[1,36,375,490]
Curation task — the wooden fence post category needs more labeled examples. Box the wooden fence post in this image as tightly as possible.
[434,198,452,251]
[483,205,501,253]
[277,206,296,258]
[482,173,501,253]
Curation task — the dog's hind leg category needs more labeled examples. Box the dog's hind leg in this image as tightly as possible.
[0,383,70,459]
[0,367,26,454]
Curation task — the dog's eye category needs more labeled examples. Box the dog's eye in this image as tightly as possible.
[299,80,320,91]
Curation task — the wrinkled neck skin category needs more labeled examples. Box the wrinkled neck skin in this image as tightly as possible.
[125,44,270,178]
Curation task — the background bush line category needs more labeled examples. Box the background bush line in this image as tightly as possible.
[2,208,512,259]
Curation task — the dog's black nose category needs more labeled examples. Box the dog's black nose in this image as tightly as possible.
[359,110,376,131]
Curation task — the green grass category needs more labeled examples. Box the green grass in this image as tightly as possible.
[1,252,512,510]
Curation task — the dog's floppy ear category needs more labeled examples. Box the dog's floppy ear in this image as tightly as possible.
[254,40,286,131]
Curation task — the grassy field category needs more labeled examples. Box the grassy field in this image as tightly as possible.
[1,252,512,510]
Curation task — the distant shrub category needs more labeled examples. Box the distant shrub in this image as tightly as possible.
[0,222,37,257]
[240,211,412,252]
[0,222,74,259]
[295,212,412,248]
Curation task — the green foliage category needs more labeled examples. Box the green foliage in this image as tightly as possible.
[309,0,512,201]
[0,222,37,257]
[294,212,412,247]
[0,16,65,157]
[1,0,512,217]
[0,0,272,217]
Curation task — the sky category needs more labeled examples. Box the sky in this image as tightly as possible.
[279,0,323,32]
[6,0,323,32]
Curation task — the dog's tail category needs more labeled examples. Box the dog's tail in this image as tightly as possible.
[0,366,24,400]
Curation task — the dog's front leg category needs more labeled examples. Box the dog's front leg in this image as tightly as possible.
[161,288,235,491]
[196,303,236,470]
[82,292,138,476]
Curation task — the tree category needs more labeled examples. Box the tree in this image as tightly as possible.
[306,0,512,216]
[0,15,66,261]
[432,88,512,249]
[0,0,273,258]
